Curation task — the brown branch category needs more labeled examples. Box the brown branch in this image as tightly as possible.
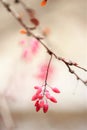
[1,0,87,86]
[42,54,53,95]
[45,53,53,85]
[65,62,87,85]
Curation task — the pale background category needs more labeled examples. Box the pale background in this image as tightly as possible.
[0,0,87,130]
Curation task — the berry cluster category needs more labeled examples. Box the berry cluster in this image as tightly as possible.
[32,85,60,113]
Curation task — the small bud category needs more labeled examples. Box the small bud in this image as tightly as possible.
[52,87,60,93]
[74,62,78,66]
[43,103,48,113]
[30,18,39,26]
[49,96,57,103]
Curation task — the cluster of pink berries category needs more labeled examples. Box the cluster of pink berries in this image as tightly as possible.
[32,85,60,113]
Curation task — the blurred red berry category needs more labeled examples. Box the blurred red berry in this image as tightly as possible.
[22,48,29,59]
[43,103,49,113]
[45,91,51,99]
[34,100,39,106]
[36,105,41,112]
[30,38,39,54]
[39,100,44,107]
[38,94,43,99]
[49,96,57,103]
[36,87,42,95]
[32,94,38,101]
[52,87,60,93]
[30,18,39,26]
[34,86,41,89]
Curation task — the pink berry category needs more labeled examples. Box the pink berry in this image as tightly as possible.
[36,105,41,112]
[52,87,60,93]
[32,94,38,101]
[43,104,49,113]
[30,38,39,54]
[45,92,51,99]
[36,87,42,95]
[34,86,41,89]
[38,94,43,99]
[34,100,39,106]
[39,100,44,107]
[49,96,57,103]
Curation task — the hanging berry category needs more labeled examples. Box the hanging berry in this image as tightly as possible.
[32,84,60,113]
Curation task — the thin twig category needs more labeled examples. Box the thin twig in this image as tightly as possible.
[1,0,87,86]
[45,54,53,85]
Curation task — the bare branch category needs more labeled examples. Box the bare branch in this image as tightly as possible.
[1,0,87,86]
[45,54,53,85]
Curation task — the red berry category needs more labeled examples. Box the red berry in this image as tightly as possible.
[52,87,60,93]
[39,100,44,107]
[43,104,49,113]
[32,94,38,101]
[36,105,41,112]
[34,86,41,89]
[49,96,57,103]
[30,18,39,26]
[34,100,39,106]
[38,94,43,99]
[36,87,42,95]
[45,92,51,99]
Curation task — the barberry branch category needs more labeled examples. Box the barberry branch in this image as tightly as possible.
[45,53,52,86]
[1,0,87,86]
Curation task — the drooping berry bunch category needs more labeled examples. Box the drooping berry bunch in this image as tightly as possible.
[32,85,60,113]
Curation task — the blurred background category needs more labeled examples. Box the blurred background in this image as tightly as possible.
[0,0,87,130]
